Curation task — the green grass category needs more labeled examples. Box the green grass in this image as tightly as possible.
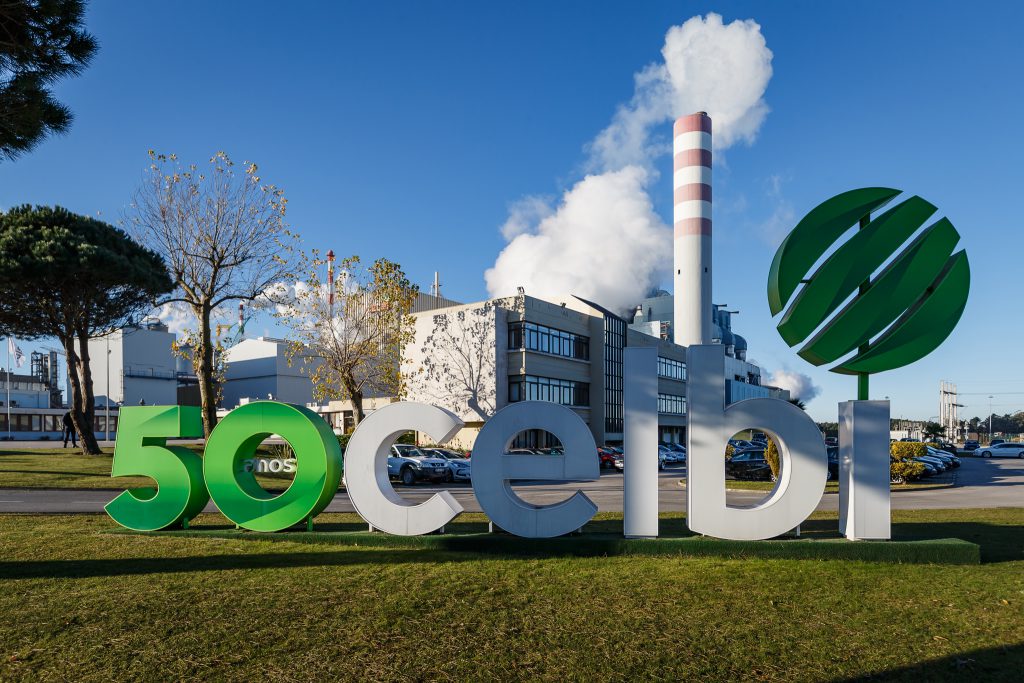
[0,448,296,491]
[1,508,1022,681]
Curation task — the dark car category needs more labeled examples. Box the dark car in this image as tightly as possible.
[963,439,980,452]
[826,446,840,481]
[725,449,772,481]
[597,447,617,469]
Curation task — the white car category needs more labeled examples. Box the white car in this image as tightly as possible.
[973,442,1024,459]
[613,450,666,471]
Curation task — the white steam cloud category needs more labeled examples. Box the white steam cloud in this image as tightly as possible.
[485,167,668,311]
[767,369,821,403]
[486,13,773,313]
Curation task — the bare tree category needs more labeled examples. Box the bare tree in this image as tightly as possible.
[404,301,500,421]
[277,252,417,425]
[129,151,294,435]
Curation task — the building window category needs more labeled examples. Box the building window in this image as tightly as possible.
[657,356,687,381]
[658,393,687,415]
[508,375,590,407]
[604,315,625,433]
[508,321,589,361]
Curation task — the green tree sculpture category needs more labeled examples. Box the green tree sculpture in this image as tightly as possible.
[0,206,174,454]
[767,187,969,400]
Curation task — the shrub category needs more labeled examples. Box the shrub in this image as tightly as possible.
[725,444,734,459]
[890,442,925,460]
[337,433,351,451]
[765,439,780,479]
[890,458,926,484]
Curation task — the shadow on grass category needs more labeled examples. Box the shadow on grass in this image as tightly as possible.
[0,548,468,580]
[792,518,1024,563]
[839,641,1024,681]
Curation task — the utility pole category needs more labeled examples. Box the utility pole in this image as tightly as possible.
[988,395,994,443]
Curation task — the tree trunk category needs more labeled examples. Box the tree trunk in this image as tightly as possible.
[63,332,101,455]
[344,375,364,425]
[193,302,218,437]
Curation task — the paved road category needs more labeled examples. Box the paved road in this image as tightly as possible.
[1,456,1020,515]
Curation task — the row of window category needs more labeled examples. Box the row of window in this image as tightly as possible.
[658,393,687,415]
[508,375,590,407]
[508,321,590,360]
[658,356,687,381]
[604,315,626,433]
[0,414,119,433]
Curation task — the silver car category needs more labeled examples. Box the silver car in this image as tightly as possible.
[973,442,1024,458]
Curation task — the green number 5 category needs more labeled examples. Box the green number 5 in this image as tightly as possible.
[105,406,209,531]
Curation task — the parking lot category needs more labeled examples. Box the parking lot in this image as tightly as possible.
[1,454,1020,515]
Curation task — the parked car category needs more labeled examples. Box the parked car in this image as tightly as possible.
[963,439,980,452]
[728,439,753,451]
[826,446,840,481]
[388,444,450,485]
[422,448,471,482]
[900,437,921,442]
[659,444,685,464]
[974,442,1024,458]
[507,448,539,455]
[926,447,960,468]
[911,457,940,477]
[597,447,618,469]
[824,437,838,448]
[663,442,687,464]
[613,450,665,471]
[917,454,948,472]
[725,449,772,481]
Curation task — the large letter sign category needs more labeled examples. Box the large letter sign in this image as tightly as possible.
[344,402,465,536]
[687,345,827,541]
[204,401,342,532]
[471,401,599,538]
[105,406,208,532]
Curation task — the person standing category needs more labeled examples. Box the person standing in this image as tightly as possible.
[62,411,77,448]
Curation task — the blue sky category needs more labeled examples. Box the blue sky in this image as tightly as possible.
[1,1,1021,423]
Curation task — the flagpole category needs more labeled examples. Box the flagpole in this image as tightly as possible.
[6,338,11,441]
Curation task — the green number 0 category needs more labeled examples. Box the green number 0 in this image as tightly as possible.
[203,401,343,532]
[104,406,209,531]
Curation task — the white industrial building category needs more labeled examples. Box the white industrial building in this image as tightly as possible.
[220,337,321,409]
[86,321,178,408]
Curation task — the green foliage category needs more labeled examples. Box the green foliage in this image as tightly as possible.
[277,251,418,425]
[890,442,926,460]
[0,205,174,338]
[724,443,734,459]
[0,0,98,160]
[336,433,350,451]
[0,205,173,454]
[890,458,926,484]
[765,439,780,479]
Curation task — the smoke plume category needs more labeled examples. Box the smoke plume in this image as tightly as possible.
[767,369,822,403]
[486,13,773,312]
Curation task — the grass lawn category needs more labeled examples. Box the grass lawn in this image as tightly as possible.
[0,508,1022,681]
[0,447,295,491]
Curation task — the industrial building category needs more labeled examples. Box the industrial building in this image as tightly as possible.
[86,321,178,408]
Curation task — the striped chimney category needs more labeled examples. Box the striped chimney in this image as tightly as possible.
[327,249,335,315]
[673,111,712,347]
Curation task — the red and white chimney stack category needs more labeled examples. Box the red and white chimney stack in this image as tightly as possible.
[673,112,713,347]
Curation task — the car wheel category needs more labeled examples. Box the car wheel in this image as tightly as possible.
[982,451,992,458]
[400,467,416,486]
[445,470,454,483]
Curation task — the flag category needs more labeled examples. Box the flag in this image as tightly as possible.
[7,338,24,368]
